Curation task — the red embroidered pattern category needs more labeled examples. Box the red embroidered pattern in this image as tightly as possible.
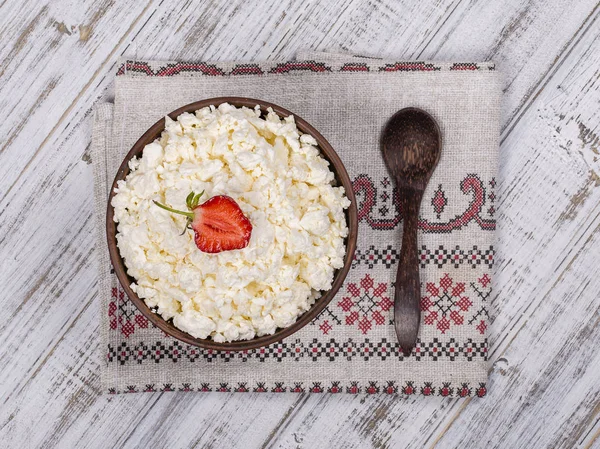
[310,305,341,335]
[378,62,440,72]
[117,61,226,76]
[340,62,370,72]
[432,184,448,217]
[268,61,331,74]
[108,337,486,364]
[108,287,148,338]
[421,274,473,334]
[352,244,495,269]
[109,58,494,396]
[337,274,393,334]
[229,64,264,75]
[109,380,486,397]
[116,60,494,77]
[353,174,496,232]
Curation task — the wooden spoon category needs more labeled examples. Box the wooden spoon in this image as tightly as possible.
[381,107,442,356]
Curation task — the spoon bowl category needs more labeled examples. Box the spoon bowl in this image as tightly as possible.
[381,108,442,187]
[381,107,442,356]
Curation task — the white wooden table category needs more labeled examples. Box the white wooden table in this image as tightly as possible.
[1,1,599,447]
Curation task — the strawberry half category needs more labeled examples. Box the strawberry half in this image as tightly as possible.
[154,191,252,253]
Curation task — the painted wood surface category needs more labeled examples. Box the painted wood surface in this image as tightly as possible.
[1,0,599,448]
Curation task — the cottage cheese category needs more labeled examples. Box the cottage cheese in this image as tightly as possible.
[112,103,350,342]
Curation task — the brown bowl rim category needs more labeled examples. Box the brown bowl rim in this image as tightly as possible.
[106,97,358,351]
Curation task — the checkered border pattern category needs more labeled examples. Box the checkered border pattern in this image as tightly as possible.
[107,337,487,365]
[353,245,495,269]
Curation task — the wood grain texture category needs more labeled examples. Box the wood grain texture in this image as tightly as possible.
[1,0,599,448]
[381,108,443,355]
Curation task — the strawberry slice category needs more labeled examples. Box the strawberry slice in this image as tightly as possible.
[154,191,252,253]
[191,195,252,253]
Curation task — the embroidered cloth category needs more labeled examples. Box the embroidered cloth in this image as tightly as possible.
[92,52,500,396]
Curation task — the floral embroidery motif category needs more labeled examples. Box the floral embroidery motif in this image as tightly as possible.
[108,287,148,338]
[328,381,342,393]
[337,274,393,334]
[439,382,454,397]
[421,274,473,334]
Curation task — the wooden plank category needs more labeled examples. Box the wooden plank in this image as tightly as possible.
[0,0,155,204]
[2,1,468,447]
[415,0,600,132]
[0,0,599,448]
[0,0,158,403]
[579,416,600,449]
[249,2,600,448]
[432,17,600,448]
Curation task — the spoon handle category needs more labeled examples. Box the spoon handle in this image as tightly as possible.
[394,187,423,356]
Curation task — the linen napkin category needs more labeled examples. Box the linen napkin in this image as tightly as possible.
[92,51,500,396]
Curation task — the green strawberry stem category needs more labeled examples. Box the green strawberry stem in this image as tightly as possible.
[153,201,195,219]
